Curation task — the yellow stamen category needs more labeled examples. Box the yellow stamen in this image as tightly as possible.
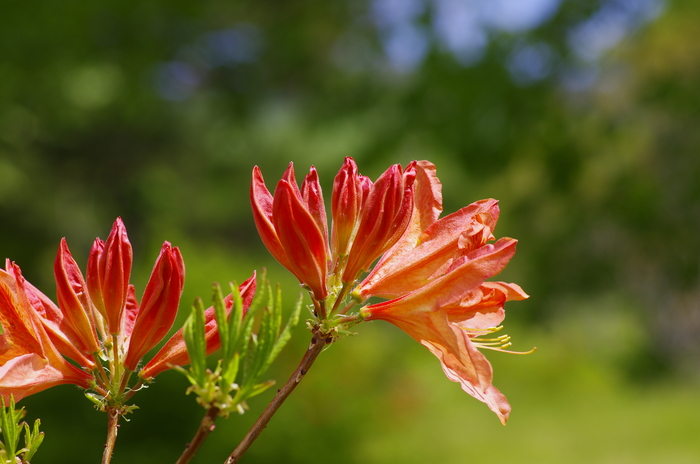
[464,325,537,355]
[462,325,505,335]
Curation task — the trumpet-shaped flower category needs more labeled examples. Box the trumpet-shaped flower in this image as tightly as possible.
[0,262,93,402]
[357,161,528,424]
[0,218,187,404]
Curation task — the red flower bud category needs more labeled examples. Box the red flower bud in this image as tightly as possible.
[331,157,364,258]
[87,217,133,335]
[272,177,329,300]
[86,238,105,315]
[342,162,416,282]
[123,243,185,371]
[252,164,329,301]
[251,166,293,271]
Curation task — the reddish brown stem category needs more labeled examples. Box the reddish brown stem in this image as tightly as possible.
[101,408,121,464]
[223,332,328,464]
[176,406,220,464]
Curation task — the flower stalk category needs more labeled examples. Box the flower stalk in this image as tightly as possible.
[102,408,121,464]
[224,330,329,464]
[175,406,220,464]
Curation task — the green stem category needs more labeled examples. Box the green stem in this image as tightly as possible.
[111,334,122,391]
[331,282,351,315]
[93,355,111,389]
[333,314,362,326]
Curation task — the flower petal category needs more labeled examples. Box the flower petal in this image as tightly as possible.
[301,166,329,254]
[359,199,500,299]
[366,303,511,424]
[343,163,416,282]
[54,238,101,354]
[331,157,364,258]
[273,179,329,300]
[123,243,185,371]
[19,271,96,369]
[0,353,91,402]
[251,166,293,270]
[393,160,443,250]
[0,265,92,401]
[100,218,133,335]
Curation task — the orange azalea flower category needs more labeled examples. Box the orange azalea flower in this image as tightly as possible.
[0,218,187,404]
[357,161,528,424]
[0,261,92,402]
[251,158,528,423]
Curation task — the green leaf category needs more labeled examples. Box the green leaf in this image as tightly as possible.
[266,291,302,371]
[84,392,104,408]
[212,283,229,361]
[237,279,266,373]
[183,298,207,387]
[248,287,275,382]
[247,380,276,398]
[1,395,23,459]
[223,281,244,378]
[22,419,44,462]
[221,352,240,387]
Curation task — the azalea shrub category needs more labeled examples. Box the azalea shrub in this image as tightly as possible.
[0,158,530,464]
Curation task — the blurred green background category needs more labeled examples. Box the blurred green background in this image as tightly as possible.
[2,0,700,462]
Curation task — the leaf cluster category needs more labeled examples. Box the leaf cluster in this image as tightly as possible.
[178,272,301,417]
[0,396,43,464]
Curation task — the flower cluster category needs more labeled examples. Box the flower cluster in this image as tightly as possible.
[251,158,528,424]
[0,156,528,432]
[0,218,192,406]
[251,159,416,315]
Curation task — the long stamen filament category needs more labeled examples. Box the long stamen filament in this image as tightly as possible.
[464,325,536,355]
[462,325,505,335]
[477,345,537,355]
[472,334,511,344]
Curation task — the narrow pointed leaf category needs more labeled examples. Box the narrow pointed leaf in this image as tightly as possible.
[212,283,229,362]
[226,281,244,359]
[237,280,266,367]
[246,283,276,386]
[1,396,21,459]
[266,292,302,371]
[221,281,245,386]
[183,298,207,387]
[256,285,282,377]
[242,333,258,381]
[247,380,276,398]
[22,419,44,462]
[222,352,240,387]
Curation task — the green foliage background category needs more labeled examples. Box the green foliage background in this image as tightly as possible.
[1,0,700,462]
